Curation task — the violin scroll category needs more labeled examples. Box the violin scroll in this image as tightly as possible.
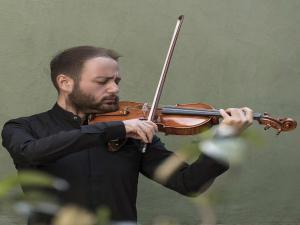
[258,112,297,135]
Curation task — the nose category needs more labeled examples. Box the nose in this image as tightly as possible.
[107,80,119,94]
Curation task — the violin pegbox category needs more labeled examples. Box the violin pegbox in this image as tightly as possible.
[259,112,297,135]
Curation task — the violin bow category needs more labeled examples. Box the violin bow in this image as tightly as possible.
[141,15,184,153]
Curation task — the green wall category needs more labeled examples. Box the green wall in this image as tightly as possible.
[0,0,299,224]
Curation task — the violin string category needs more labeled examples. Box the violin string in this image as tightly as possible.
[162,106,262,119]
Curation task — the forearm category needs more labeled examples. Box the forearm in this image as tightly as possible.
[141,136,229,196]
[2,120,125,165]
[164,153,229,196]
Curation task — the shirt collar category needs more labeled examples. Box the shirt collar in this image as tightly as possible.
[50,103,85,125]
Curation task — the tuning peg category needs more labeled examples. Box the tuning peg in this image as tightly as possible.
[276,129,282,135]
[264,124,271,130]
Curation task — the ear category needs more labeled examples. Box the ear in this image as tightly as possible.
[56,74,75,93]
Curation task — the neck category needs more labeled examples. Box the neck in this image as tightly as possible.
[57,94,85,119]
[161,106,262,120]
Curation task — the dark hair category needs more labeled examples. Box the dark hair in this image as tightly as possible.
[50,46,121,91]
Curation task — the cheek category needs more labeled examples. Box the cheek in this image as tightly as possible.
[79,81,108,99]
[90,85,107,99]
[81,82,101,93]
[95,90,106,100]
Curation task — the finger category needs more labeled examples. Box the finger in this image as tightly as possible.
[136,126,149,143]
[219,109,230,119]
[146,121,158,132]
[137,122,153,143]
[230,108,244,120]
[144,121,158,135]
[144,122,156,143]
[135,121,150,142]
[242,107,254,125]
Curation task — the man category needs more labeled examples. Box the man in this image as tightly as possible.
[2,46,253,225]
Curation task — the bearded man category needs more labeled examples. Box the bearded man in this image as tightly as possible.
[2,46,253,225]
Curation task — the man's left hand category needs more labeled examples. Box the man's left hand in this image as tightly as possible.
[219,107,254,135]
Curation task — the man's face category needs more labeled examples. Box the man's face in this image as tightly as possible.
[69,57,121,113]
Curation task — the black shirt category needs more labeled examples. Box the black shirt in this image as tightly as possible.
[2,103,229,223]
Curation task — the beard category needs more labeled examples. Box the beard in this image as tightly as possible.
[69,83,119,114]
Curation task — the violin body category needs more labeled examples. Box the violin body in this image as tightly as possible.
[89,101,219,135]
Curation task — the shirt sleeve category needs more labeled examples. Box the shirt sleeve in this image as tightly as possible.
[140,136,229,196]
[1,118,126,165]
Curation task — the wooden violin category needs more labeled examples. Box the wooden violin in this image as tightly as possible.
[89,101,297,135]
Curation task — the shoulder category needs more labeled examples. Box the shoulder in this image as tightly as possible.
[2,109,52,131]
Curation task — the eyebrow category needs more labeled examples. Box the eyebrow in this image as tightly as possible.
[95,74,121,78]
[94,75,122,81]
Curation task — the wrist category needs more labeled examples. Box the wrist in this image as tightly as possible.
[123,121,133,135]
[215,124,239,138]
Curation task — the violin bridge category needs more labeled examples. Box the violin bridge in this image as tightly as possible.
[142,103,149,117]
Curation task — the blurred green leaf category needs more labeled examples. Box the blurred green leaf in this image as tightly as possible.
[0,170,67,199]
[95,206,111,225]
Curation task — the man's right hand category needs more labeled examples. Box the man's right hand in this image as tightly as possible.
[123,119,158,143]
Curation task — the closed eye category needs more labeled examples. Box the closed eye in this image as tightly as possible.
[96,80,108,85]
[94,75,121,85]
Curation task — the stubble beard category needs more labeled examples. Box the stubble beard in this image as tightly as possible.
[69,83,119,114]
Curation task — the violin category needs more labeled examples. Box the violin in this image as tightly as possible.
[88,15,297,151]
[88,101,297,135]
